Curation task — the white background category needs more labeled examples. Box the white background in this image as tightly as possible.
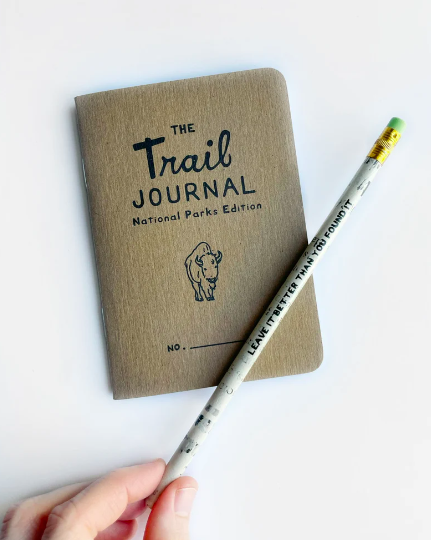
[1,1,430,538]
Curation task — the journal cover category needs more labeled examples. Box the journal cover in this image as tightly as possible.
[75,68,323,399]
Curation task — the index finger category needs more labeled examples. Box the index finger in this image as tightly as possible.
[41,459,165,540]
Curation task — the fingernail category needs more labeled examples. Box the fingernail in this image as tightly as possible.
[152,458,166,465]
[174,488,197,517]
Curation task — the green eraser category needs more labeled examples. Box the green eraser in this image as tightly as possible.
[387,117,406,134]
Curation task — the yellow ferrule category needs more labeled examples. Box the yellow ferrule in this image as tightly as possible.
[367,127,402,164]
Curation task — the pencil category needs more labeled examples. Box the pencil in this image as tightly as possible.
[146,117,406,507]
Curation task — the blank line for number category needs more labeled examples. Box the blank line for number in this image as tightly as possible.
[190,340,245,350]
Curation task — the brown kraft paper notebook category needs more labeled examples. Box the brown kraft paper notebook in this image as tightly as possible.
[75,68,323,399]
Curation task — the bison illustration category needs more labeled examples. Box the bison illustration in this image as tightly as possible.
[185,242,223,301]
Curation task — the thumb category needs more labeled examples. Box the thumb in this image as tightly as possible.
[144,476,198,540]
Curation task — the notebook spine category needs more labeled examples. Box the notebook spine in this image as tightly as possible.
[74,108,113,393]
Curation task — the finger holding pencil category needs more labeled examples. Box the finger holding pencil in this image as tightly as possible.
[147,117,406,508]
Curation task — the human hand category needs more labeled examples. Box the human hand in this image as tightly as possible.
[1,459,198,540]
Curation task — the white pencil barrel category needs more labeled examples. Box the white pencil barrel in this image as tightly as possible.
[146,157,383,507]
